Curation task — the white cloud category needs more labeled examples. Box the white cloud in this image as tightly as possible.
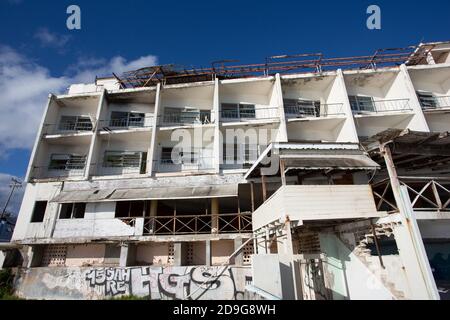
[0,173,24,217]
[69,54,158,83]
[34,28,71,49]
[0,45,158,153]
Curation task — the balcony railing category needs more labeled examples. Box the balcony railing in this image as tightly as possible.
[143,212,252,235]
[31,164,87,180]
[220,107,279,122]
[92,162,146,176]
[43,119,94,135]
[156,155,215,173]
[372,177,450,213]
[420,96,450,111]
[352,98,412,114]
[284,103,345,119]
[160,109,213,126]
[98,116,154,130]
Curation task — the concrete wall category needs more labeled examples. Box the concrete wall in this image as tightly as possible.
[65,244,106,267]
[319,233,395,300]
[136,243,171,266]
[14,265,251,300]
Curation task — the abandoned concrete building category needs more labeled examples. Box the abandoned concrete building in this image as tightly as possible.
[5,41,450,300]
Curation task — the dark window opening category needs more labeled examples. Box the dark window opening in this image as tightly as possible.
[48,154,86,171]
[110,111,145,128]
[417,91,437,110]
[115,200,146,218]
[31,201,47,223]
[59,203,86,219]
[58,116,93,131]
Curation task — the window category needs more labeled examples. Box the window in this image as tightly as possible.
[59,203,86,219]
[349,95,375,112]
[48,154,86,171]
[161,147,175,164]
[103,151,147,174]
[110,111,145,128]
[417,91,437,110]
[221,103,256,120]
[58,116,93,131]
[284,99,320,117]
[31,201,47,223]
[115,201,146,218]
[163,108,211,124]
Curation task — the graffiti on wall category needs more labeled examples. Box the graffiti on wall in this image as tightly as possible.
[17,266,250,300]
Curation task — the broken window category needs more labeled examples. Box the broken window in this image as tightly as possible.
[349,95,375,112]
[31,201,47,223]
[48,154,86,171]
[110,111,145,128]
[284,99,320,117]
[59,203,86,219]
[115,201,146,218]
[103,151,147,173]
[417,91,437,110]
[58,116,93,131]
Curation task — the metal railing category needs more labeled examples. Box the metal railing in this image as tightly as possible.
[143,212,252,235]
[156,155,215,173]
[92,162,146,176]
[98,116,154,130]
[30,164,87,180]
[420,96,450,111]
[160,109,213,126]
[372,177,450,213]
[352,98,412,114]
[284,103,344,119]
[43,119,94,135]
[220,106,279,122]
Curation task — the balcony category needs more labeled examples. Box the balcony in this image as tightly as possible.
[43,116,94,135]
[350,97,412,115]
[156,148,214,173]
[143,212,252,235]
[98,113,153,131]
[284,101,345,119]
[160,108,213,126]
[419,95,450,111]
[220,104,279,123]
[93,151,147,176]
[31,155,87,180]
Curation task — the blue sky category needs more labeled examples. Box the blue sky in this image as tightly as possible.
[0,0,449,214]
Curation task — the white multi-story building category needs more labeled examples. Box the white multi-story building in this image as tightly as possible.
[7,41,450,300]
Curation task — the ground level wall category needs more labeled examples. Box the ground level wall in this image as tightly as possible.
[13,265,252,300]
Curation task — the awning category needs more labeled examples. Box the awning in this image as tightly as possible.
[283,154,380,171]
[245,142,379,179]
[51,189,115,203]
[51,185,238,203]
[108,185,238,201]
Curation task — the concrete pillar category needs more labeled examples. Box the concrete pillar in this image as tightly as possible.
[211,198,219,233]
[86,89,106,179]
[381,145,439,300]
[233,237,243,266]
[173,242,187,266]
[147,83,161,176]
[274,73,288,142]
[213,77,221,173]
[22,245,44,268]
[150,200,158,217]
[335,69,359,143]
[119,243,136,267]
[205,240,212,266]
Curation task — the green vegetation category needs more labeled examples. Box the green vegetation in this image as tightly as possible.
[0,269,22,300]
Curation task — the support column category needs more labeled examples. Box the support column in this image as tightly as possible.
[173,242,186,266]
[119,243,136,267]
[381,144,439,300]
[205,240,212,266]
[148,83,161,176]
[233,237,243,266]
[22,245,44,268]
[261,174,267,202]
[213,77,221,173]
[274,73,288,142]
[211,198,219,233]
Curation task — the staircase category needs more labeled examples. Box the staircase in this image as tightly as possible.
[336,222,407,300]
